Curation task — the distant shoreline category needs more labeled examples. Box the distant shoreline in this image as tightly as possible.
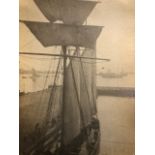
[20,86,135,98]
[97,86,135,97]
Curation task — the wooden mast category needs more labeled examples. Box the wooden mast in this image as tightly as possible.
[61,46,67,151]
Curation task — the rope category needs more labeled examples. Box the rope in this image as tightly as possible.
[70,59,85,127]
[91,84,97,114]
[38,57,54,105]
[49,58,61,123]
[44,57,62,126]
[31,56,56,130]
[79,58,93,115]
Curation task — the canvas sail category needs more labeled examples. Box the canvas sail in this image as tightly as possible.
[62,51,82,145]
[21,21,103,49]
[62,47,98,145]
[34,0,98,24]
[91,50,97,114]
[80,48,97,115]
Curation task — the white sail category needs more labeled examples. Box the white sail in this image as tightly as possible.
[62,47,97,145]
[63,53,82,145]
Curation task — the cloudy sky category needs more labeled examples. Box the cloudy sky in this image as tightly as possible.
[19,0,134,91]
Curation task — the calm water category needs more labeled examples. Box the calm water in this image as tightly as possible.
[97,96,135,155]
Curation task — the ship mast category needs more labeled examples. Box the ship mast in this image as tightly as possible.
[20,0,106,152]
[61,46,67,151]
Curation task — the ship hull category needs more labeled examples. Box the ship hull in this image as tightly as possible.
[20,89,100,155]
[40,125,100,155]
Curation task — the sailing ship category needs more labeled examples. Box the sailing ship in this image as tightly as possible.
[19,0,110,154]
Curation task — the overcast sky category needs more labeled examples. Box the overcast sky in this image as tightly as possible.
[19,0,134,91]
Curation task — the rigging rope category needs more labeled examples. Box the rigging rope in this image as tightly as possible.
[79,57,93,115]
[70,58,85,128]
[39,57,54,103]
[32,56,56,130]
[50,60,63,121]
[44,57,62,127]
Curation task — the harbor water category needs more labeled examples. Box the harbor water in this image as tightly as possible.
[97,96,135,155]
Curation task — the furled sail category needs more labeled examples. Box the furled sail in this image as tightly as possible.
[62,51,82,145]
[34,0,98,24]
[80,48,97,115]
[62,47,98,145]
[21,21,103,49]
[91,51,97,114]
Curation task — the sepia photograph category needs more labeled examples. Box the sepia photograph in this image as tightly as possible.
[19,0,135,155]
